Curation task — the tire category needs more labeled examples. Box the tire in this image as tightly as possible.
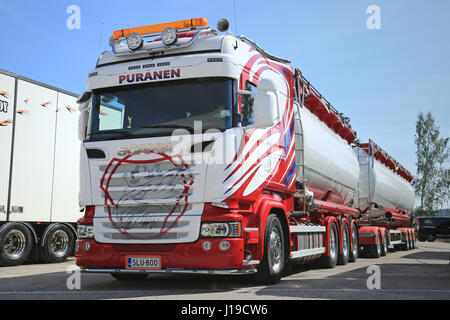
[319,222,338,268]
[349,224,359,263]
[39,224,75,263]
[401,233,409,250]
[338,224,350,265]
[256,214,286,284]
[111,273,148,281]
[407,233,413,250]
[381,231,388,256]
[405,234,411,250]
[0,222,33,266]
[369,232,382,258]
[428,233,436,242]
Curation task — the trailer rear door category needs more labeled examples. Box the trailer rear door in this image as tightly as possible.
[0,73,16,222]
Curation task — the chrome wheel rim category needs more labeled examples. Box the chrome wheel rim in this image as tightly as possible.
[4,229,26,259]
[352,227,358,257]
[377,234,382,255]
[50,230,70,258]
[269,226,282,273]
[330,228,337,261]
[383,233,388,253]
[342,227,349,258]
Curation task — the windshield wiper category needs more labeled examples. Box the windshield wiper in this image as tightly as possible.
[91,130,135,138]
[140,124,194,133]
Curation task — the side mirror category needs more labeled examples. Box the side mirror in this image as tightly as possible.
[257,78,277,92]
[77,90,92,104]
[77,91,92,141]
[253,91,278,128]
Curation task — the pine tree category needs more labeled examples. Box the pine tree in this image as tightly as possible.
[413,112,450,216]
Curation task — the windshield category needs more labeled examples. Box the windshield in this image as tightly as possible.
[87,77,237,141]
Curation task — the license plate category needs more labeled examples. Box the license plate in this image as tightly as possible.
[126,256,161,270]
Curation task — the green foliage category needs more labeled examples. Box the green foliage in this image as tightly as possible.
[413,111,450,214]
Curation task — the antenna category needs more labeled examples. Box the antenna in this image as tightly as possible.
[234,0,238,35]
[99,21,104,54]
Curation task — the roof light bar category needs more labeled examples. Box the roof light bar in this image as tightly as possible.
[113,17,209,40]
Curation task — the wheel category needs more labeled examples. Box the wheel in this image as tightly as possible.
[412,233,417,249]
[111,273,148,281]
[256,214,286,284]
[319,222,338,268]
[338,224,350,265]
[39,224,75,263]
[401,233,409,250]
[381,231,388,256]
[349,224,359,263]
[0,222,33,266]
[409,233,413,249]
[406,233,412,250]
[369,232,382,258]
[428,233,436,242]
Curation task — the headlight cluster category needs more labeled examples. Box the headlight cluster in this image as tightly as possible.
[77,225,94,239]
[200,222,241,238]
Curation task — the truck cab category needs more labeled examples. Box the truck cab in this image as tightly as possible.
[76,18,297,281]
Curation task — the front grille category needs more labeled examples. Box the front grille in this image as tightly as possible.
[101,220,190,230]
[104,231,189,241]
[106,204,192,215]
[95,155,202,244]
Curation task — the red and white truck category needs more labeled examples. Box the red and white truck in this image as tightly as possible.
[75,17,416,283]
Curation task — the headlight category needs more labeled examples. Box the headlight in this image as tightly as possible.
[161,27,177,46]
[126,32,143,50]
[77,225,94,239]
[200,222,241,238]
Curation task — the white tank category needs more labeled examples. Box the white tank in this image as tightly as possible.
[297,105,360,206]
[354,146,415,214]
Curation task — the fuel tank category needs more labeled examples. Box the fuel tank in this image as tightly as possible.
[354,144,415,216]
[296,104,360,206]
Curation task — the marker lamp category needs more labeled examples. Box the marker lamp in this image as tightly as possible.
[200,222,241,238]
[161,27,178,46]
[127,32,143,50]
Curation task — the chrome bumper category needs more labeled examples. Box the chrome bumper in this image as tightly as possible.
[80,267,258,275]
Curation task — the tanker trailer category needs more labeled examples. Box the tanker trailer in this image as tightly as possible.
[290,70,362,268]
[354,139,416,258]
[75,17,403,283]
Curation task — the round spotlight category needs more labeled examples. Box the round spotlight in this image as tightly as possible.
[202,240,212,251]
[216,18,230,32]
[161,27,178,46]
[219,240,231,251]
[127,32,143,50]
[83,241,91,251]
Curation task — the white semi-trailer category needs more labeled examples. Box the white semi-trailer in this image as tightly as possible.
[0,68,81,266]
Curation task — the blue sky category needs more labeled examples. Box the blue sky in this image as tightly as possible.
[1,0,449,176]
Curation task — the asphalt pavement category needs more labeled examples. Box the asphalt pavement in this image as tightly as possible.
[0,239,449,301]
